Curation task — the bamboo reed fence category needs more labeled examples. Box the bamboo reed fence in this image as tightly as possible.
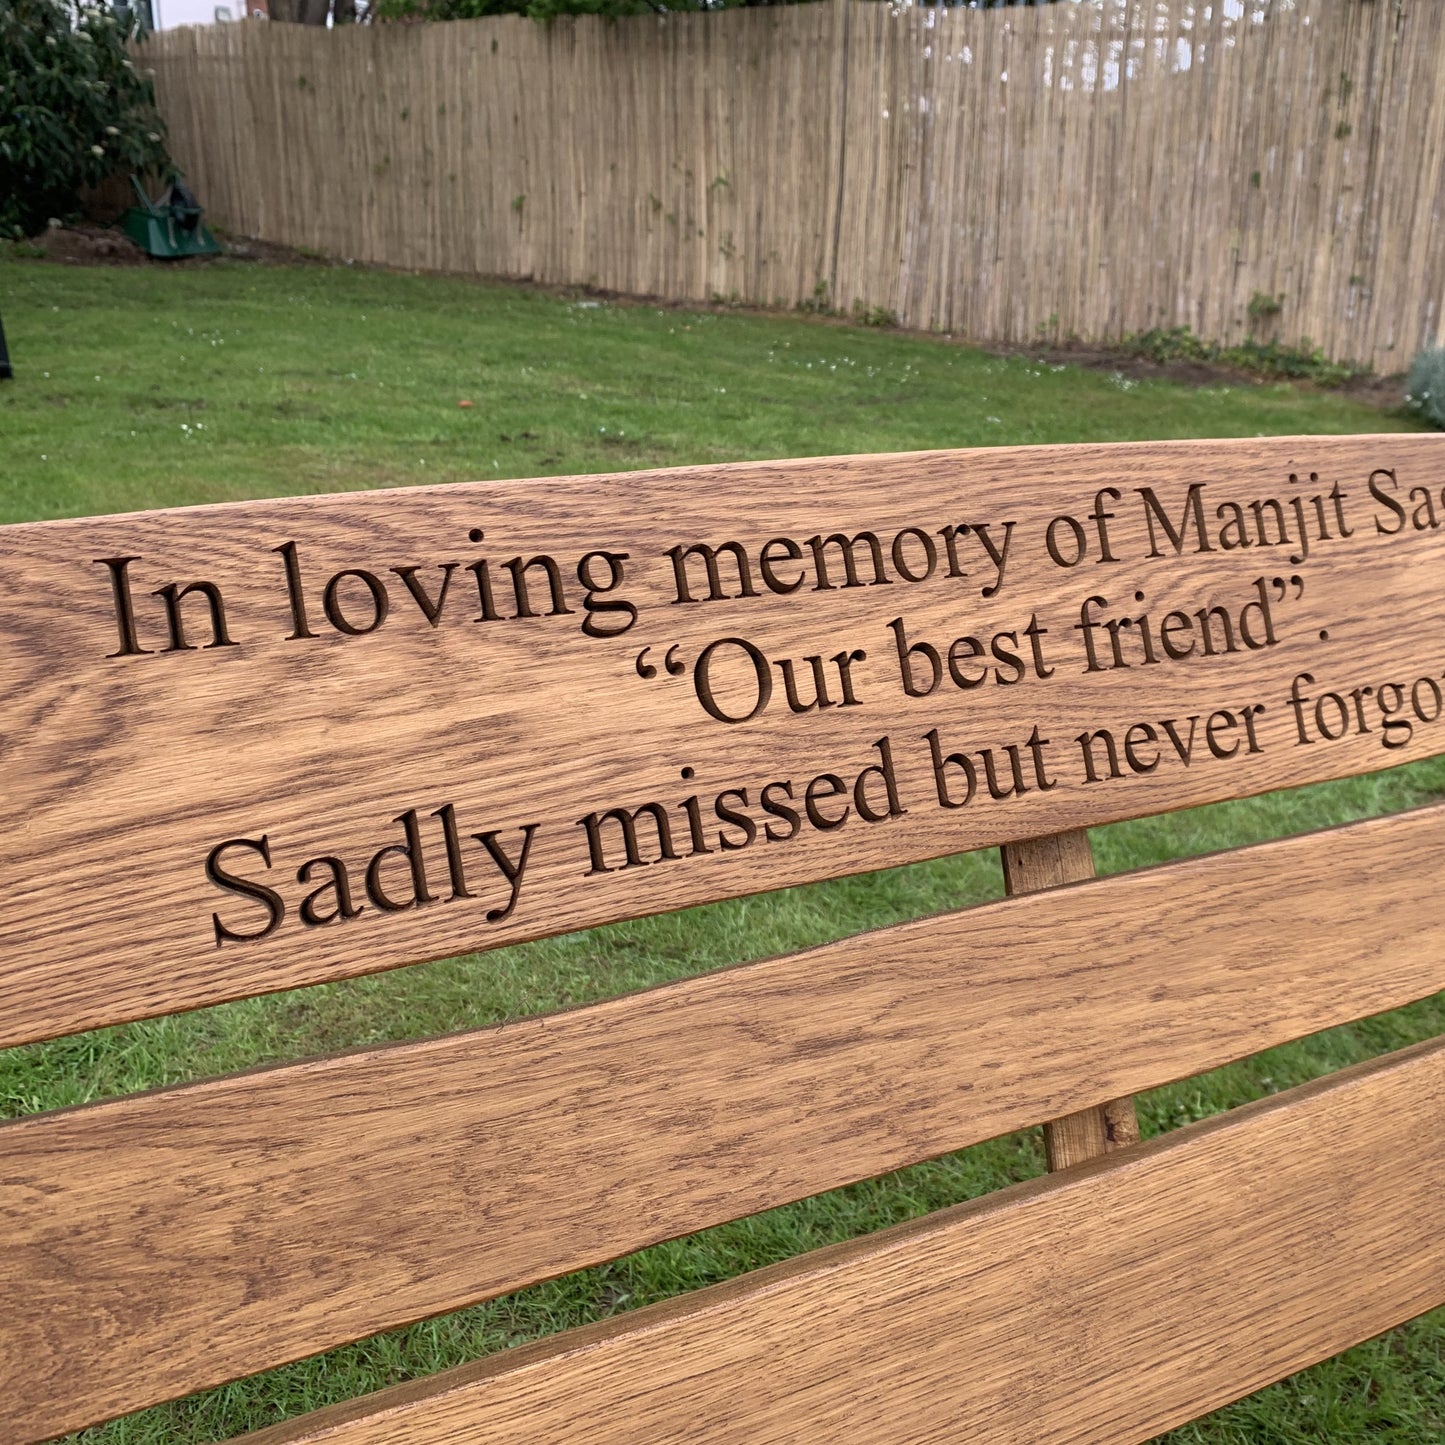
[142,0,1445,371]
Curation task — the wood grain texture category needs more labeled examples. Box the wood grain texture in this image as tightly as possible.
[6,802,1445,1442]
[998,828,1140,1170]
[232,1035,1445,1445]
[3,435,1443,1047]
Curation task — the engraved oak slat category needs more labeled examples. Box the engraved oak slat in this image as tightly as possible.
[2,435,1443,1046]
[5,802,1445,1442]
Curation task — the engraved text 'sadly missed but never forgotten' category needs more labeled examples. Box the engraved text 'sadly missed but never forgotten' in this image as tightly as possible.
[1,437,1442,1046]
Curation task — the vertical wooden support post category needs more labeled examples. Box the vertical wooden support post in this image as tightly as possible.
[1000,829,1141,1171]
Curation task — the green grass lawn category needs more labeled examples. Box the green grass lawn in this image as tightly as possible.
[2,254,1441,1444]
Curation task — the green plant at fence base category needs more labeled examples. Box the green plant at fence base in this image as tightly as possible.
[795,279,831,315]
[1405,346,1445,430]
[1121,326,1367,387]
[789,284,896,328]
[851,299,897,328]
[0,0,172,238]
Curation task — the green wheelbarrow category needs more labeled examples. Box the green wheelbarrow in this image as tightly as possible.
[120,176,222,259]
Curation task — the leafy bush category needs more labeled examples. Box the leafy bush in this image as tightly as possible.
[0,0,172,238]
[1405,346,1445,430]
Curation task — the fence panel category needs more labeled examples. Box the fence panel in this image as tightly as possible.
[141,0,1445,371]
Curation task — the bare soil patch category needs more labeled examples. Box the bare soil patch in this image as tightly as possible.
[985,339,1406,408]
[18,224,326,271]
[32,223,149,267]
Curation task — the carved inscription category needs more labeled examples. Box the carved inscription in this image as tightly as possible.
[1,436,1442,1044]
[116,466,1445,942]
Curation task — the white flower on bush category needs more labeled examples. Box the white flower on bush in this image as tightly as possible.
[91,144,104,156]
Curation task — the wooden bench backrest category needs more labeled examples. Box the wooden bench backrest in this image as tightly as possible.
[3,435,1444,1442]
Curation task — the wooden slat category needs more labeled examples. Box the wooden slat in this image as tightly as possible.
[235,1034,1445,1445]
[999,828,1140,1169]
[6,801,1445,1443]
[3,435,1444,1047]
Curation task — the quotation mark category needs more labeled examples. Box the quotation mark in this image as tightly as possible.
[1268,575,1305,602]
[635,644,687,680]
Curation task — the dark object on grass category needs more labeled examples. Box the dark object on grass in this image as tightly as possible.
[121,177,221,260]
[0,312,11,381]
